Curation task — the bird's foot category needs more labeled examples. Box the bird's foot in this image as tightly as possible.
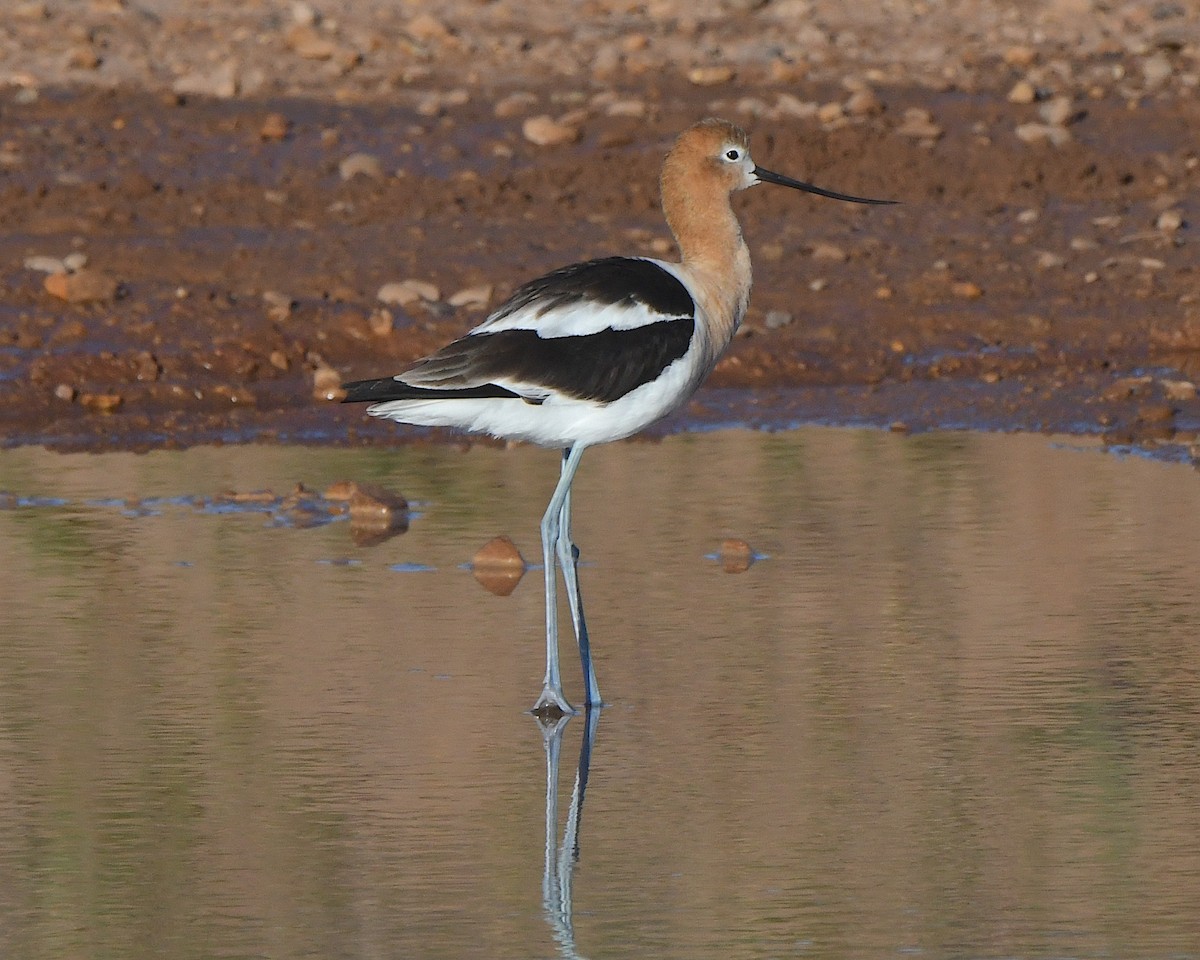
[530,685,578,719]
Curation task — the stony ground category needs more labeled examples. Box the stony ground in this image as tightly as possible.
[1,0,1198,455]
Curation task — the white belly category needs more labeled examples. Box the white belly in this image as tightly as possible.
[367,350,703,448]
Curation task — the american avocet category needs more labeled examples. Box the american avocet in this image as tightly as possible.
[342,118,893,715]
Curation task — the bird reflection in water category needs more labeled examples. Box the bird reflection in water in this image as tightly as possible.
[536,706,601,960]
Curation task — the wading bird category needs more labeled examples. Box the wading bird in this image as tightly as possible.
[342,118,893,715]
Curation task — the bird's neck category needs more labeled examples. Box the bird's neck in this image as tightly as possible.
[662,180,753,347]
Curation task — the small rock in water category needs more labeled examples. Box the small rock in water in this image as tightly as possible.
[473,534,525,569]
[472,535,526,596]
[719,538,753,574]
[347,483,409,524]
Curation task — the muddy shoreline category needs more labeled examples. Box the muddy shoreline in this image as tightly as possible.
[2,42,1198,460]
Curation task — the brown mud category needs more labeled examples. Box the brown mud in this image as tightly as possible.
[1,4,1199,458]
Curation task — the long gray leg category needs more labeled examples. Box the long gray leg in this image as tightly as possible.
[555,452,602,707]
[532,443,588,715]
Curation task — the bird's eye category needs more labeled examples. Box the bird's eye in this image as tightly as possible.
[724,148,741,161]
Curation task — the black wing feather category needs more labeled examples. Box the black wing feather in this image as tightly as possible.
[341,379,521,403]
[462,320,694,403]
[491,256,694,322]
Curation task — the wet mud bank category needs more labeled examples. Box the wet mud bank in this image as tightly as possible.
[1,81,1198,460]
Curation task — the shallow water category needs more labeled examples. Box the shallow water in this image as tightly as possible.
[1,428,1198,959]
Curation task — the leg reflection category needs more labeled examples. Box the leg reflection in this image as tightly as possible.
[536,705,601,960]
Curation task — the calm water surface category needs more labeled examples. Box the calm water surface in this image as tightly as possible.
[0,428,1198,959]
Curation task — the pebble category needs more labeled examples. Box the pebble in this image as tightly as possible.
[1003,45,1037,67]
[24,254,66,274]
[687,65,735,86]
[1038,96,1074,126]
[473,534,525,569]
[262,289,294,321]
[63,252,88,272]
[522,115,581,147]
[775,94,818,119]
[312,363,343,401]
[1156,208,1184,232]
[368,308,393,336]
[1036,251,1067,269]
[285,24,337,60]
[764,310,793,330]
[719,538,753,574]
[54,383,76,402]
[80,393,123,413]
[471,535,526,595]
[1160,379,1197,401]
[1100,375,1153,401]
[494,92,537,118]
[343,482,409,523]
[1015,122,1071,146]
[816,101,845,124]
[172,61,238,98]
[43,269,119,303]
[291,1,319,26]
[1142,53,1173,87]
[605,99,646,118]
[448,285,493,310]
[134,351,161,382]
[1137,403,1176,424]
[896,107,943,140]
[260,112,291,140]
[406,12,452,45]
[338,152,384,181]
[378,279,439,305]
[810,242,848,262]
[1007,79,1038,104]
[844,88,883,116]
[952,281,984,299]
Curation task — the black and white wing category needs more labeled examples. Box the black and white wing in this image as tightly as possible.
[342,257,697,406]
